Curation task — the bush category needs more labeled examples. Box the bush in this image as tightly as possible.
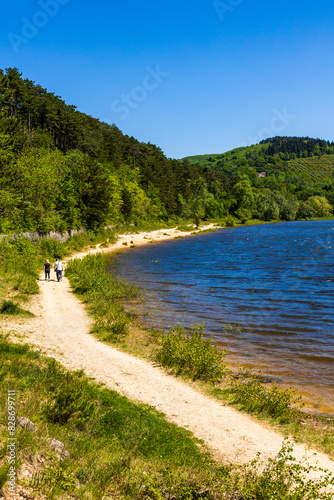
[236,439,334,499]
[216,374,303,422]
[39,238,65,260]
[43,374,95,428]
[155,323,227,383]
[0,299,22,315]
[224,215,236,227]
[14,274,39,295]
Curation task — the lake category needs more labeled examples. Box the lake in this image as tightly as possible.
[115,220,334,414]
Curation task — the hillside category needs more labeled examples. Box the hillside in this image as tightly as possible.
[183,137,334,182]
[287,155,334,182]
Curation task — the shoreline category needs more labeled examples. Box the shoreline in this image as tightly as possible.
[2,222,334,481]
[93,222,334,418]
[70,222,221,260]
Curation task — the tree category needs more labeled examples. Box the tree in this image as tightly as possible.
[187,178,214,227]
[232,179,255,219]
[306,196,333,218]
[297,202,316,220]
[256,190,279,221]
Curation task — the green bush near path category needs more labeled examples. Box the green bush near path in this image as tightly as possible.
[155,323,228,383]
[66,253,141,342]
[1,335,333,499]
[213,376,304,424]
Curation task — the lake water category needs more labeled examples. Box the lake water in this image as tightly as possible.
[115,220,334,414]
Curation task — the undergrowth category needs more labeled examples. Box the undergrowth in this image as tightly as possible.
[0,300,34,317]
[155,323,228,383]
[66,253,141,342]
[213,375,303,424]
[1,335,333,499]
[0,228,118,308]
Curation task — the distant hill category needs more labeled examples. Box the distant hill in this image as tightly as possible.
[183,137,334,183]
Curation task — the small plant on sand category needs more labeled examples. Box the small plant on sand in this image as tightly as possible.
[0,299,34,316]
[214,371,304,423]
[155,323,227,383]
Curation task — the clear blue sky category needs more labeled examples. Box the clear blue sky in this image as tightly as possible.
[1,0,334,158]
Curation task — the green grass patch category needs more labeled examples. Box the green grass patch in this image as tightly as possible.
[176,225,195,232]
[1,335,333,499]
[0,299,34,317]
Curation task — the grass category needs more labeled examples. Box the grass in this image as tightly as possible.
[1,335,333,499]
[176,225,196,232]
[0,299,34,317]
[66,253,141,343]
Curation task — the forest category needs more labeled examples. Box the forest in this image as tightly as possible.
[0,67,333,233]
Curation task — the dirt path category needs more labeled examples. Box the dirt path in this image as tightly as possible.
[3,225,334,484]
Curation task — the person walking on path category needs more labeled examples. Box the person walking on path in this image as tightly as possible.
[54,258,63,282]
[43,260,51,281]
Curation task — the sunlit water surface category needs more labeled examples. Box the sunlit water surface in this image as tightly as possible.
[114,220,334,414]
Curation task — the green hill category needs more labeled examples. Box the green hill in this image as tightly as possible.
[183,137,334,182]
[287,155,334,182]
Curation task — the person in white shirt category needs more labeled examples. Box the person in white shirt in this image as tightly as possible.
[54,258,63,282]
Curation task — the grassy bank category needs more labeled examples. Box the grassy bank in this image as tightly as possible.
[1,335,334,499]
[0,220,180,310]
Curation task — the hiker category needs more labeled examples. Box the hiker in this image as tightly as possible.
[43,260,51,281]
[54,258,63,282]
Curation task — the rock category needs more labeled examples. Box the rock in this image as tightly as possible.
[16,417,37,432]
[47,438,70,459]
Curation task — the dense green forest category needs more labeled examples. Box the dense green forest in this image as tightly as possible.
[0,67,333,233]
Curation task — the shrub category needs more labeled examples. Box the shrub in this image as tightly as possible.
[224,215,236,227]
[39,238,65,259]
[43,374,95,428]
[0,300,33,316]
[0,300,22,315]
[236,439,334,499]
[14,274,39,295]
[155,323,227,383]
[216,374,303,422]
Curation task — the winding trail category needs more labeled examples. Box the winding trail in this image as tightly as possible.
[3,226,334,485]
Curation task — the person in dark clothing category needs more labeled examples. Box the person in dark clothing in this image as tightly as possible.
[44,260,51,281]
